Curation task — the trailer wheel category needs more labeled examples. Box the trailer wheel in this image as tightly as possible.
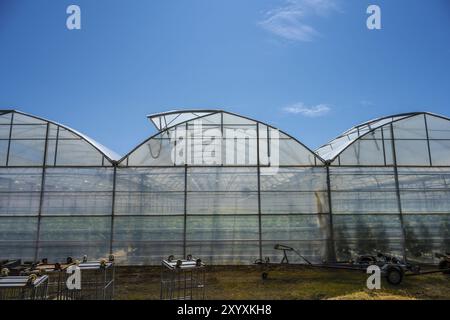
[262,272,268,280]
[438,260,450,275]
[386,267,403,285]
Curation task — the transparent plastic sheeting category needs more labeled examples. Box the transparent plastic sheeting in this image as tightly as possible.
[0,110,449,265]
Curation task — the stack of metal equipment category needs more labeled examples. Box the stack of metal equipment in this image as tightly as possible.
[160,255,205,300]
[0,272,49,300]
[0,255,115,300]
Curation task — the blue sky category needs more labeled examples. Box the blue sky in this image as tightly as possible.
[1,0,449,156]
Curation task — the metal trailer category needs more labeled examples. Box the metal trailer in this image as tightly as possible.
[160,255,206,300]
[0,274,49,300]
[255,244,450,285]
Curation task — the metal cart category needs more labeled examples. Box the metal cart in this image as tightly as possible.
[0,274,49,300]
[31,256,115,300]
[55,258,115,300]
[160,255,206,300]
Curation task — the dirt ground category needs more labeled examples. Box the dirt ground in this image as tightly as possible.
[114,265,450,300]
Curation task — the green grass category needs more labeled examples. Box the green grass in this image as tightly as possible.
[114,265,450,300]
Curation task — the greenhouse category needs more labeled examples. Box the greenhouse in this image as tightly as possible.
[0,110,449,265]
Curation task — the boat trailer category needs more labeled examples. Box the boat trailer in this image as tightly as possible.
[254,244,450,285]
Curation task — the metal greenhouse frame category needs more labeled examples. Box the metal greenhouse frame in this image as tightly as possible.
[0,109,449,266]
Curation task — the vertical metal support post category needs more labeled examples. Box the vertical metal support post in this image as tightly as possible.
[35,122,50,261]
[326,165,336,262]
[424,114,433,166]
[183,164,188,258]
[5,112,13,166]
[183,122,189,258]
[390,123,408,260]
[109,165,117,255]
[256,123,263,261]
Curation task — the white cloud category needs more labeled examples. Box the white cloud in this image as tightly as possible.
[259,0,340,42]
[283,102,331,117]
[360,100,375,107]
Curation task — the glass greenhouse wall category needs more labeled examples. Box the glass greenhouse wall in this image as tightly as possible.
[1,110,449,265]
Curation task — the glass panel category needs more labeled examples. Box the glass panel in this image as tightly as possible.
[57,127,79,139]
[333,215,403,258]
[38,217,111,261]
[222,138,257,166]
[42,192,113,216]
[278,134,317,166]
[395,140,430,166]
[42,168,113,215]
[112,216,183,264]
[0,124,11,139]
[398,168,450,190]
[42,168,114,216]
[331,192,399,214]
[55,139,104,166]
[0,140,7,166]
[0,193,41,216]
[222,113,255,125]
[330,167,396,191]
[188,135,223,165]
[113,216,184,241]
[401,191,450,214]
[47,124,59,139]
[0,217,38,241]
[44,168,114,192]
[115,192,184,215]
[393,115,427,139]
[187,167,257,192]
[429,140,450,166]
[127,136,175,166]
[116,167,185,192]
[0,217,37,260]
[261,215,330,241]
[260,167,326,192]
[261,191,328,214]
[186,215,259,241]
[8,140,45,166]
[404,215,450,263]
[13,113,46,125]
[0,168,42,192]
[45,138,57,166]
[426,114,450,139]
[187,192,258,215]
[339,139,385,165]
[0,112,12,124]
[11,124,47,139]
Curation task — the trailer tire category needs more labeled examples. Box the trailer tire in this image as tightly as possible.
[438,260,450,274]
[386,267,403,285]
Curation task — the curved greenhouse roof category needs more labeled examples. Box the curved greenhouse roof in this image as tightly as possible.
[316,112,450,166]
[120,110,323,167]
[0,110,120,165]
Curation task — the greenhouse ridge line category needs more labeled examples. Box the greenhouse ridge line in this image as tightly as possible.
[1,109,445,166]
